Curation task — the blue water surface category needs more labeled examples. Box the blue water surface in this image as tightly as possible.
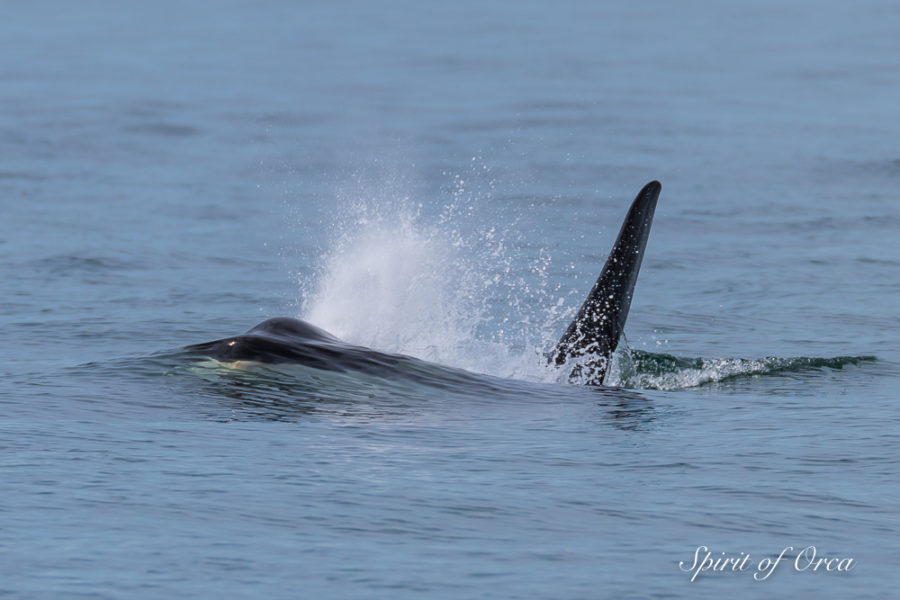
[2,1,899,598]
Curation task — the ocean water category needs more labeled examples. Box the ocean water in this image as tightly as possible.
[2,1,899,598]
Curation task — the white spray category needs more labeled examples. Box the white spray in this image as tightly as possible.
[299,184,567,382]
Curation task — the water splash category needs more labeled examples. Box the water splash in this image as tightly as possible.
[299,186,564,381]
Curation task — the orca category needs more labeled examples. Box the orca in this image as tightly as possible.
[185,181,661,386]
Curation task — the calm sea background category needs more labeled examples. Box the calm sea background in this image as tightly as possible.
[2,1,899,598]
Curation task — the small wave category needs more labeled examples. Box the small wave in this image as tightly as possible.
[612,349,876,390]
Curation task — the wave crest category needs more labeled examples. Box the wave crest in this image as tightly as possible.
[611,350,876,390]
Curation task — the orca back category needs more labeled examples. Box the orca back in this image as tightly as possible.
[246,317,339,343]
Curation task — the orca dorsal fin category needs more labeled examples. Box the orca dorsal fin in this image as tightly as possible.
[551,181,661,385]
